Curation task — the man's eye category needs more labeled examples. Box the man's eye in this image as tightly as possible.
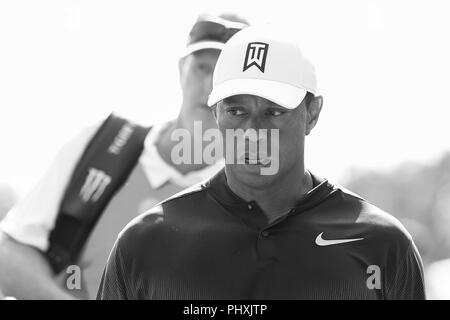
[227,108,245,116]
[266,109,284,116]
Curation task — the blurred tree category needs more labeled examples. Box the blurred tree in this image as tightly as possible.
[343,152,450,266]
[0,184,17,221]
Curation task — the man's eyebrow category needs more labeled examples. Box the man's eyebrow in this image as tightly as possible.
[222,96,245,105]
[267,104,288,110]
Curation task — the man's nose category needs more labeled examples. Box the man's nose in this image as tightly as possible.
[244,116,269,142]
[245,113,265,131]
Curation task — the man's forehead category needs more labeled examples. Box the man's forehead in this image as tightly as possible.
[222,95,282,108]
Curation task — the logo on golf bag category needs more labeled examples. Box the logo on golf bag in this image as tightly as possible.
[79,167,112,203]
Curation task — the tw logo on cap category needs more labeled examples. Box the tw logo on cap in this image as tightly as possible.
[243,42,269,73]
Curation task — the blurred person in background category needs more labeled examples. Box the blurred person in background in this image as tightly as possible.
[0,13,248,300]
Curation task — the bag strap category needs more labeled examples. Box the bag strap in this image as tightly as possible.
[45,113,151,273]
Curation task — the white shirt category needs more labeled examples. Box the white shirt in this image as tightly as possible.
[0,119,223,298]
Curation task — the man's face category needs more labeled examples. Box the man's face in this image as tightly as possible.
[179,49,220,131]
[215,94,318,189]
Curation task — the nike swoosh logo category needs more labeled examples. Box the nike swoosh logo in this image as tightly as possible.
[315,232,364,246]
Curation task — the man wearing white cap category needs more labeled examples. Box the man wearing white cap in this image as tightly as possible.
[0,13,248,300]
[98,26,425,300]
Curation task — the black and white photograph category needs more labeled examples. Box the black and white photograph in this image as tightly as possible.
[0,0,449,307]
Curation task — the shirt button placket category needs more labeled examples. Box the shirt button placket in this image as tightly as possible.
[257,229,275,261]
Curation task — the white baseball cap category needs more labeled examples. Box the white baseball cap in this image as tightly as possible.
[207,25,317,109]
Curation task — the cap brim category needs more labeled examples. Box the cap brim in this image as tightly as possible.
[183,41,224,57]
[207,78,307,109]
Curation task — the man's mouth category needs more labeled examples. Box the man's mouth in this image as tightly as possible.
[241,153,271,166]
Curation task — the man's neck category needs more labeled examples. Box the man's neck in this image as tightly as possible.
[155,116,210,175]
[226,167,313,223]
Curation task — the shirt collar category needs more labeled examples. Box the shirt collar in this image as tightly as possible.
[140,121,224,189]
[206,169,335,212]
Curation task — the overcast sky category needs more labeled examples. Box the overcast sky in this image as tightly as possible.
[1,0,449,197]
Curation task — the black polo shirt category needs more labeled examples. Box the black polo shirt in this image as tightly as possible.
[97,169,425,300]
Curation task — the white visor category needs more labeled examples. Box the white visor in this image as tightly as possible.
[183,41,224,57]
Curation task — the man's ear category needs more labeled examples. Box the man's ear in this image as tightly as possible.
[305,95,323,135]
